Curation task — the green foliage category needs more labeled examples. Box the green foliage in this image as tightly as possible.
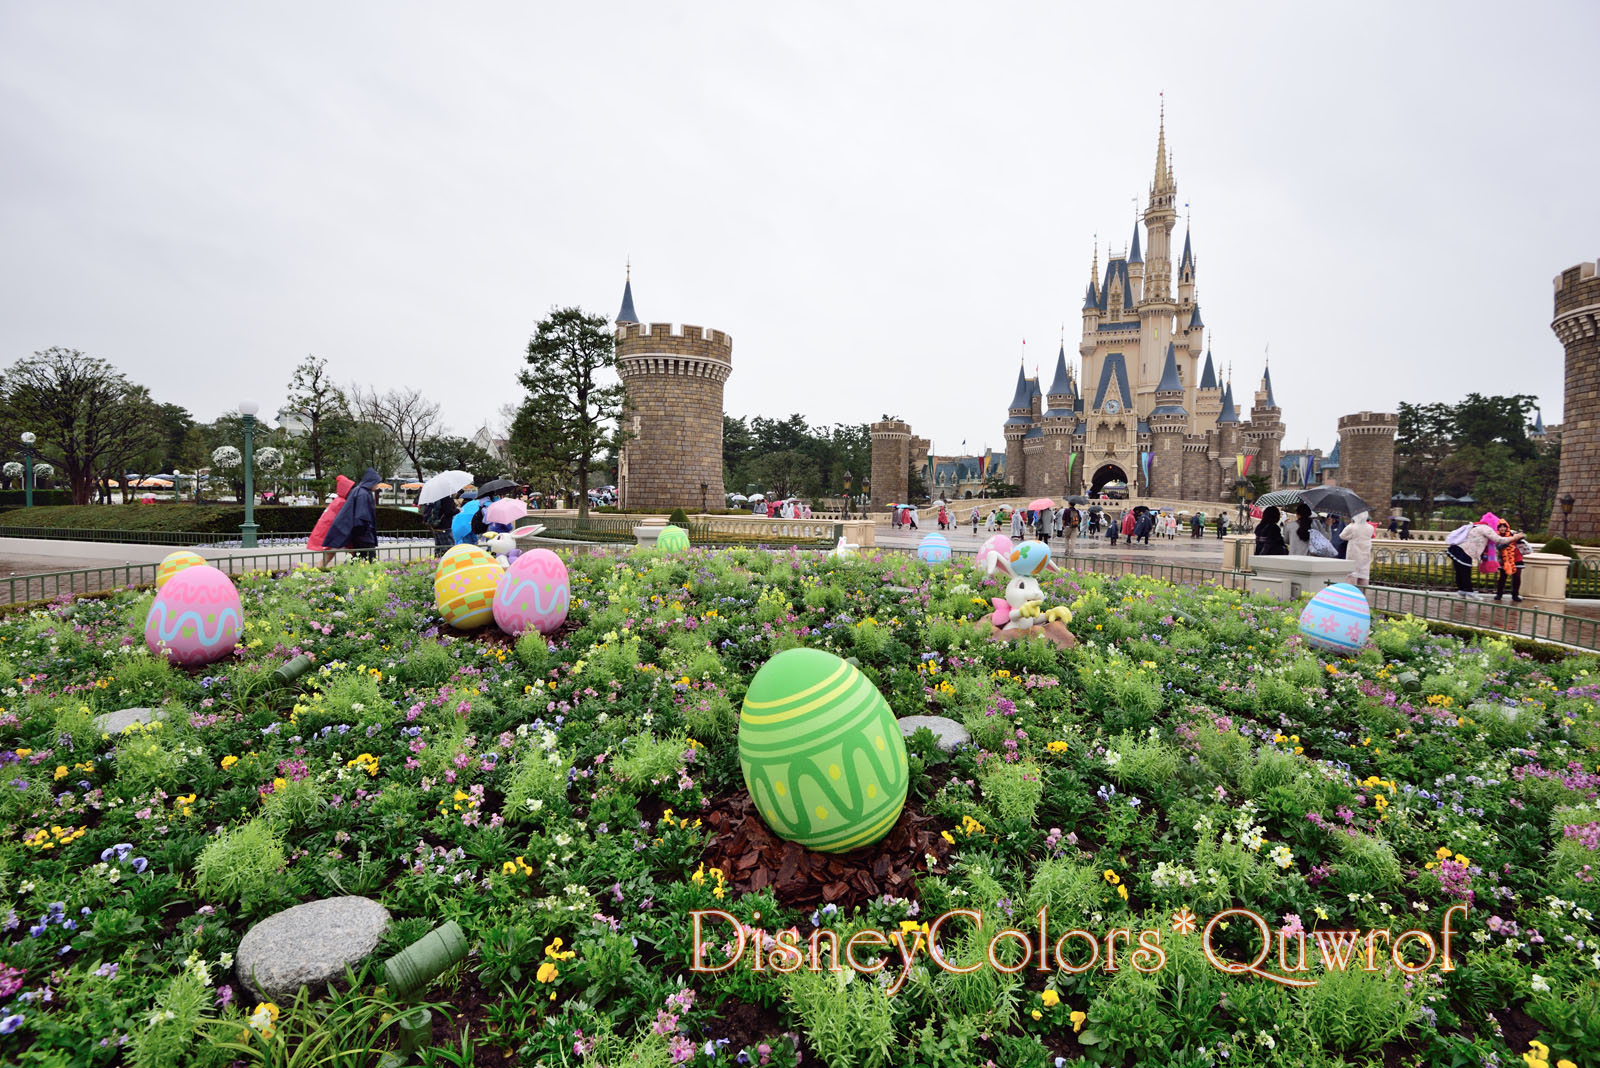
[194,818,286,908]
[784,967,896,1068]
[980,759,1045,825]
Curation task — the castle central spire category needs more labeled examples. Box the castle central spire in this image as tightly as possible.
[1152,97,1174,197]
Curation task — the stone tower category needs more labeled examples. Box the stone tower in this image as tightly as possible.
[1246,365,1285,491]
[869,419,911,510]
[1003,363,1032,491]
[1147,343,1188,497]
[1548,260,1600,540]
[1335,412,1399,517]
[613,275,732,511]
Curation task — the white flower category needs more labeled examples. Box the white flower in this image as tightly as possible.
[255,446,284,472]
[1104,750,1123,768]
[1530,974,1550,992]
[1269,845,1294,870]
[212,445,242,468]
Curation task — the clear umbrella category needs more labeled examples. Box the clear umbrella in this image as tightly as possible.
[418,470,473,505]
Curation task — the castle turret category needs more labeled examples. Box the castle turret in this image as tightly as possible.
[1177,227,1195,305]
[1246,364,1285,491]
[1549,260,1600,539]
[1336,412,1399,516]
[1193,348,1222,426]
[1148,343,1188,497]
[615,297,732,511]
[1004,363,1032,492]
[616,267,640,325]
[869,419,912,510]
[1136,109,1180,407]
[1127,221,1144,305]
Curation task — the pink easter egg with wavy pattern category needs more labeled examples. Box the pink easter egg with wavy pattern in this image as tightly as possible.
[493,549,569,636]
[976,534,1014,570]
[144,565,242,666]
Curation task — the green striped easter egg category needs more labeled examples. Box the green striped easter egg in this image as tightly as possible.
[656,525,690,552]
[739,648,908,853]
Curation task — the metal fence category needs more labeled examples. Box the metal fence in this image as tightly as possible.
[1372,546,1600,599]
[1365,584,1600,651]
[0,543,441,607]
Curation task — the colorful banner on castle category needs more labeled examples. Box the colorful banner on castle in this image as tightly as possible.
[1140,451,1151,484]
[1302,454,1315,487]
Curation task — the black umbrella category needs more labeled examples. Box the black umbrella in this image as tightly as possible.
[476,478,517,497]
[1300,485,1369,516]
[1068,495,1089,504]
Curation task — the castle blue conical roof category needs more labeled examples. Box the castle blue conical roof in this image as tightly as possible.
[1128,222,1143,265]
[1008,363,1030,410]
[1188,304,1204,329]
[1048,344,1074,397]
[1261,365,1277,408]
[1199,350,1218,390]
[1534,409,1545,434]
[616,275,639,324]
[1156,342,1183,393]
[1216,381,1239,424]
[1180,228,1193,272]
[1082,281,1098,311]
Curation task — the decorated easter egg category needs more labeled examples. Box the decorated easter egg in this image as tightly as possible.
[976,533,1014,571]
[492,549,570,636]
[1298,582,1371,655]
[656,525,690,552]
[156,550,207,590]
[144,565,242,666]
[917,532,951,564]
[433,545,500,630]
[739,648,908,853]
[1008,540,1054,577]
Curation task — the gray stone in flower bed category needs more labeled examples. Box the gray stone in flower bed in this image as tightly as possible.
[236,896,391,1002]
[93,706,166,735]
[898,715,970,752]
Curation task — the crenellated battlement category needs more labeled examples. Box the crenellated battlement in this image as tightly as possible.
[615,322,733,362]
[870,420,912,439]
[1337,412,1399,436]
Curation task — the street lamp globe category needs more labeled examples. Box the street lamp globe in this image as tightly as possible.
[20,432,35,445]
[239,400,260,417]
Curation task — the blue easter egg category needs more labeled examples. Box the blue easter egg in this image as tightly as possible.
[1299,582,1371,654]
[1008,540,1054,577]
[917,533,951,564]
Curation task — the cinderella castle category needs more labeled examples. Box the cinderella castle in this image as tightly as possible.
[1001,112,1286,502]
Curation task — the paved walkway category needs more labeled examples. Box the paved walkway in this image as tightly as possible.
[875,523,1232,565]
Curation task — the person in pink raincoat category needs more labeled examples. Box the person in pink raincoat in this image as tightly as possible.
[307,475,354,566]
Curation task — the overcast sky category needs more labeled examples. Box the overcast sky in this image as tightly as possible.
[2,2,1595,460]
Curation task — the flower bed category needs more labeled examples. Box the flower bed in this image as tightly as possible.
[0,548,1596,1067]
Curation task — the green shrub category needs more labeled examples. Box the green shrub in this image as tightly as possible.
[1106,732,1180,794]
[611,732,687,787]
[668,507,690,526]
[1542,535,1578,559]
[505,744,570,820]
[785,963,896,1068]
[979,759,1045,825]
[194,818,286,908]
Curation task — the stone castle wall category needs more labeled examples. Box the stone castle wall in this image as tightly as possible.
[1335,411,1399,519]
[1549,261,1600,540]
[616,322,731,511]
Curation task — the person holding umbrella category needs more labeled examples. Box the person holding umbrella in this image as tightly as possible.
[308,474,355,566]
[417,470,473,557]
[452,478,515,545]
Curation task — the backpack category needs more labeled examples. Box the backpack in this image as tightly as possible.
[1445,523,1473,547]
[1308,528,1339,558]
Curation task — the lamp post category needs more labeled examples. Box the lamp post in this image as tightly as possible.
[1234,479,1251,532]
[19,432,35,508]
[1561,493,1575,539]
[699,481,708,514]
[239,400,259,548]
[842,470,852,519]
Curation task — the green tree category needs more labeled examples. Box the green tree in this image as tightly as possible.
[353,385,442,480]
[0,348,163,505]
[340,420,403,480]
[283,355,352,481]
[1395,401,1463,512]
[515,307,624,522]
[417,435,500,483]
[747,450,817,500]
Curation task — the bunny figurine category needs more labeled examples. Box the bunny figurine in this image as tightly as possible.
[985,552,1072,634]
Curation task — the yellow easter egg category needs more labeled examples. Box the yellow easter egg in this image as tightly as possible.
[433,545,500,630]
[156,550,207,590]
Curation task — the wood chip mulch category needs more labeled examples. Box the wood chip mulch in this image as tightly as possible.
[699,792,953,911]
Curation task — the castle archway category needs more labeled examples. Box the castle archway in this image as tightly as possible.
[1090,463,1129,498]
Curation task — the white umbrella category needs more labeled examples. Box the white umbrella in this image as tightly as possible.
[749,492,766,501]
[417,470,473,505]
[728,493,748,501]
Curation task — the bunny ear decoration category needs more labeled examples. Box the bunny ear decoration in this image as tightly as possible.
[985,552,1016,579]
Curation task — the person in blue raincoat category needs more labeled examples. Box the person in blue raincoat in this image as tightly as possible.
[325,468,381,560]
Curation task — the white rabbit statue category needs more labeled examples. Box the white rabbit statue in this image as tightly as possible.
[985,552,1072,633]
